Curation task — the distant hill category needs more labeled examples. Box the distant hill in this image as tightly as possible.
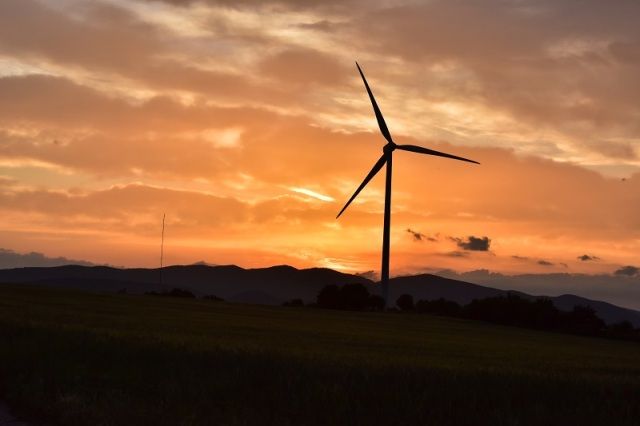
[387,274,640,326]
[1,265,639,326]
[0,264,370,305]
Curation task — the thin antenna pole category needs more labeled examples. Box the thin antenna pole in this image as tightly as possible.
[159,213,165,287]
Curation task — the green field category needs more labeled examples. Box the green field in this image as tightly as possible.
[1,284,640,425]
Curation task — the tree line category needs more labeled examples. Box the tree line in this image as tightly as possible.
[282,283,640,342]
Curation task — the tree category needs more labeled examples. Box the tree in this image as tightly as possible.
[396,294,414,311]
[316,284,373,311]
[167,288,195,298]
[415,298,461,316]
[317,285,341,309]
[367,294,385,311]
[560,305,605,335]
[145,288,195,298]
[609,320,634,333]
[340,283,370,310]
[530,298,559,329]
[203,295,224,302]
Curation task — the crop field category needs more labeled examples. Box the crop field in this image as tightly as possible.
[1,283,640,425]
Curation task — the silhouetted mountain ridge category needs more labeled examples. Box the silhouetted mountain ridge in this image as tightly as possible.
[0,264,370,305]
[1,265,639,326]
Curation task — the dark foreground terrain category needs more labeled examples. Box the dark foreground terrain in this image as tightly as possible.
[1,284,640,425]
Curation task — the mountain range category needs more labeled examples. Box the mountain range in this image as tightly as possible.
[1,264,639,326]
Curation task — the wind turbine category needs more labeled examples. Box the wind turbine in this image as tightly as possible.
[336,62,479,308]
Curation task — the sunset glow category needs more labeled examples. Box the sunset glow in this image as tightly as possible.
[1,0,639,283]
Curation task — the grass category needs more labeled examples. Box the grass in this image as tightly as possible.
[1,284,640,425]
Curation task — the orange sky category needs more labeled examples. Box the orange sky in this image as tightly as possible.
[0,0,639,279]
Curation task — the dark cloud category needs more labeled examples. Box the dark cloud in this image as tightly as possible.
[451,236,491,251]
[443,251,469,258]
[578,254,600,261]
[0,248,96,269]
[513,256,565,267]
[614,266,639,277]
[406,228,437,242]
[406,228,425,241]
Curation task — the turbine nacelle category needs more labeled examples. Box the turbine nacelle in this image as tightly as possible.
[382,143,396,154]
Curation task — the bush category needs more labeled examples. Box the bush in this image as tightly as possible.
[203,295,224,302]
[462,294,560,329]
[559,305,606,335]
[283,299,304,307]
[415,298,461,316]
[610,320,634,333]
[145,288,195,298]
[367,295,385,311]
[317,285,341,309]
[396,294,414,311]
[316,284,383,311]
[340,284,371,311]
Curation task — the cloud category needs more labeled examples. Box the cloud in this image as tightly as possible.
[140,0,352,9]
[578,254,600,261]
[4,0,640,169]
[0,176,18,186]
[406,228,424,241]
[442,251,469,258]
[511,256,566,268]
[352,0,640,162]
[0,248,96,269]
[452,236,491,251]
[258,48,349,87]
[614,266,639,277]
[406,228,437,242]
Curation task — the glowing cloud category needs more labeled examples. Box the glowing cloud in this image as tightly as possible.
[289,187,335,202]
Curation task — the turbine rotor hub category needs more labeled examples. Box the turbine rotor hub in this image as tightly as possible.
[383,143,396,154]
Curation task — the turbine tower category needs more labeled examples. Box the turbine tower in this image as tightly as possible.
[337,62,479,308]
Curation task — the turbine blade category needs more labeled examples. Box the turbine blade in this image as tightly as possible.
[396,144,480,164]
[336,154,388,219]
[356,62,393,144]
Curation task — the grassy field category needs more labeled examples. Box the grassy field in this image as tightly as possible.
[1,284,640,425]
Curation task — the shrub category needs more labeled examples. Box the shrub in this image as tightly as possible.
[415,298,461,316]
[316,284,380,311]
[396,294,414,311]
[203,295,224,302]
[283,299,304,307]
[145,288,195,298]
